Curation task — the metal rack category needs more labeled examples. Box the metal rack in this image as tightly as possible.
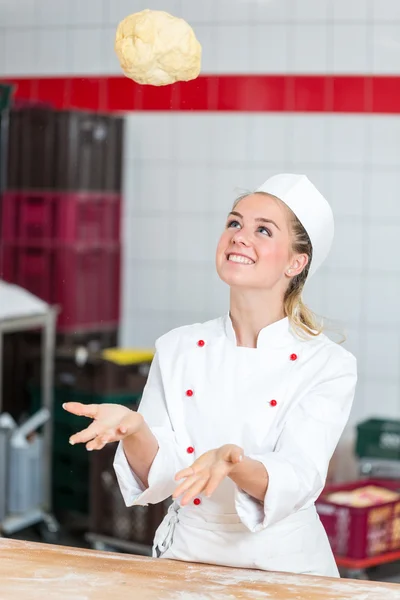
[0,302,59,540]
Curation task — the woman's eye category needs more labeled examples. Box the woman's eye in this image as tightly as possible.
[227,220,241,229]
[258,226,272,237]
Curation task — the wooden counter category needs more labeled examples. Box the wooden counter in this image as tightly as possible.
[1,538,399,599]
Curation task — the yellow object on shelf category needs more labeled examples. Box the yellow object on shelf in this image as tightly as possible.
[101,348,155,366]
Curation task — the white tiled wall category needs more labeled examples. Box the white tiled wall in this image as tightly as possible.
[1,0,400,430]
[120,110,400,431]
[1,0,400,76]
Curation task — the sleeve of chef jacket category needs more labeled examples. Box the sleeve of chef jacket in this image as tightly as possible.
[113,348,188,507]
[234,352,357,532]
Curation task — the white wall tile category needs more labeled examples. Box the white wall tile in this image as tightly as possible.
[363,382,400,421]
[367,171,400,219]
[3,29,37,75]
[181,0,215,24]
[125,114,177,161]
[364,331,400,380]
[131,163,174,214]
[324,272,363,323]
[327,117,368,166]
[174,215,215,263]
[367,223,400,272]
[332,25,369,73]
[347,382,367,427]
[123,116,143,159]
[68,0,105,25]
[0,24,6,74]
[249,25,289,73]
[176,115,214,162]
[172,264,208,313]
[125,263,172,311]
[215,25,252,73]
[326,169,366,218]
[287,117,328,165]
[207,213,227,255]
[241,166,281,192]
[368,117,400,167]
[365,274,400,325]
[342,328,361,361]
[0,0,36,27]
[204,268,230,315]
[371,0,400,21]
[325,220,364,270]
[167,309,211,330]
[332,0,369,21]
[210,116,250,163]
[250,0,290,22]
[291,0,330,21]
[36,0,70,27]
[247,115,289,165]
[104,0,152,26]
[119,312,168,347]
[101,26,122,74]
[290,24,328,73]
[175,165,213,213]
[194,24,217,73]
[209,165,249,214]
[303,272,327,316]
[36,30,68,75]
[69,29,104,74]
[215,0,251,23]
[126,216,176,261]
[373,24,400,73]
[122,156,138,213]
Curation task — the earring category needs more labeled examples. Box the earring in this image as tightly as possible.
[287,269,292,275]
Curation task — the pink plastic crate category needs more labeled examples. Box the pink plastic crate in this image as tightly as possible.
[1,191,121,245]
[0,243,120,332]
[316,479,400,560]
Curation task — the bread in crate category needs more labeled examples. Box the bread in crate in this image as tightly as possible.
[316,479,400,559]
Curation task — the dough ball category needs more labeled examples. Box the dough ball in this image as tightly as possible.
[115,9,202,86]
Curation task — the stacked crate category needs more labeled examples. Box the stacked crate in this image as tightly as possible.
[0,84,14,194]
[0,104,127,518]
[29,351,151,516]
[356,419,400,481]
[0,107,124,333]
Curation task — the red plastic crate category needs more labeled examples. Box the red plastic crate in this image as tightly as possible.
[316,479,400,560]
[0,243,120,332]
[1,191,121,245]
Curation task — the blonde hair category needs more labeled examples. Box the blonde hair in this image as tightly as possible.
[233,192,323,339]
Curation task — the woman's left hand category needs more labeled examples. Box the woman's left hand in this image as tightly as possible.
[173,444,244,506]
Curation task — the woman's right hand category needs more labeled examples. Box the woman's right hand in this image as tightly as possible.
[63,402,144,451]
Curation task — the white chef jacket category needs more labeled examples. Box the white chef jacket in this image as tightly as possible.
[114,315,357,577]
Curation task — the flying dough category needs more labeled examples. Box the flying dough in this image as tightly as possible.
[114,9,202,86]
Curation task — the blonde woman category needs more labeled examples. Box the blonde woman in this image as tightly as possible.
[65,174,357,577]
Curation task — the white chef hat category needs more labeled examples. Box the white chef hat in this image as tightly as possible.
[256,173,334,277]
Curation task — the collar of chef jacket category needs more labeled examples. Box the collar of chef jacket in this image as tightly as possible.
[223,314,298,349]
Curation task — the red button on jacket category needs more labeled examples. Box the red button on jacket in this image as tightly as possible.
[270,399,278,407]
[187,446,195,454]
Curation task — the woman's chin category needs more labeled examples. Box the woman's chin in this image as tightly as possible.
[217,268,253,288]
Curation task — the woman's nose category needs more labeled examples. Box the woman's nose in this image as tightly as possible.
[232,229,251,246]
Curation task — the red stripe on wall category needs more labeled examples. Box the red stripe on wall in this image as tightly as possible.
[1,75,400,114]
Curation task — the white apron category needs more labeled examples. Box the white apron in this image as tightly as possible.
[154,500,339,577]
